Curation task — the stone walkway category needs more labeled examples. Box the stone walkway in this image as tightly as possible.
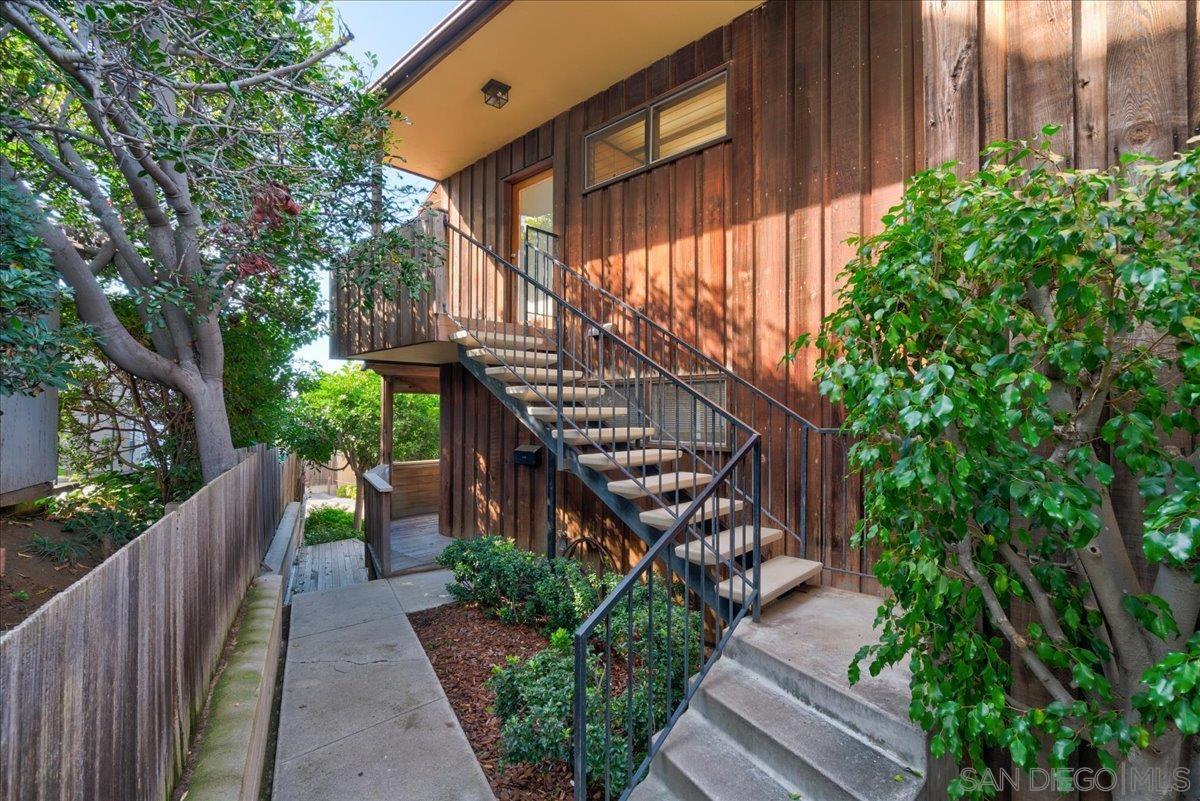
[273,571,493,801]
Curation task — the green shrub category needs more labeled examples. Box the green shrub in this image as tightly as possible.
[436,536,619,632]
[41,469,164,547]
[304,506,359,545]
[335,482,357,499]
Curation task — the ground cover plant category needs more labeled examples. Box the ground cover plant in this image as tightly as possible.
[436,537,701,797]
[796,131,1200,799]
[303,506,359,546]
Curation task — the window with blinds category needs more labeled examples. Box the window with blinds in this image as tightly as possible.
[586,113,648,188]
[652,74,728,161]
[583,70,729,190]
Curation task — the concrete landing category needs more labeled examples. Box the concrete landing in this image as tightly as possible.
[273,571,493,801]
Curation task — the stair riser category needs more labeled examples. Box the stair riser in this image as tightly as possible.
[692,688,878,801]
[653,748,726,801]
[724,641,926,771]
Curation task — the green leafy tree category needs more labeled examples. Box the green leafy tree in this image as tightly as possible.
[800,132,1199,799]
[0,181,85,395]
[281,364,439,526]
[1,0,429,482]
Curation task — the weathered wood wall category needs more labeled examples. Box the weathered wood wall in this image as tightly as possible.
[389,459,441,518]
[438,0,922,584]
[0,445,299,801]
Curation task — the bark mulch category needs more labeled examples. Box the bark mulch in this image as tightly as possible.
[409,603,574,801]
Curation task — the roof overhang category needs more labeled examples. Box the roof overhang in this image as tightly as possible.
[375,0,762,181]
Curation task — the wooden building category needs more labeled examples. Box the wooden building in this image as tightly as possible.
[336,0,1199,578]
[333,1,1198,797]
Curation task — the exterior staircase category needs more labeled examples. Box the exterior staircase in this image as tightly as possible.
[440,219,928,801]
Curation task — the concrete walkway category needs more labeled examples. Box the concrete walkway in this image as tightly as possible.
[273,571,494,801]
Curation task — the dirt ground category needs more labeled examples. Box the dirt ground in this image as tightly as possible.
[0,514,100,630]
[409,603,574,801]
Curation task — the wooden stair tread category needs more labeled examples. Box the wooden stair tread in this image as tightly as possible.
[485,366,583,382]
[640,497,745,530]
[577,448,680,469]
[717,556,822,605]
[451,329,551,350]
[507,385,607,402]
[673,525,785,565]
[607,471,714,500]
[466,347,558,367]
[554,426,656,446]
[527,405,628,422]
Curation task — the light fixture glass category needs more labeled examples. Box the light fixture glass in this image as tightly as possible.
[481,79,510,109]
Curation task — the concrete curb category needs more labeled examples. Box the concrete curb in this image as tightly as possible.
[186,573,284,801]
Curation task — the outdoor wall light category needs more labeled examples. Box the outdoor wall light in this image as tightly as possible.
[481,78,510,108]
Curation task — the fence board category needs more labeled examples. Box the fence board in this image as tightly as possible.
[0,445,298,801]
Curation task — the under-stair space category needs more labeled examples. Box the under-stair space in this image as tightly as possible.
[630,587,932,801]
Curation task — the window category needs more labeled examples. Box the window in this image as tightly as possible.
[583,71,728,190]
[653,74,728,160]
[586,113,648,188]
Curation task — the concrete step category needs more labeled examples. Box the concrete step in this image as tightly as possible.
[627,773,683,801]
[466,347,557,367]
[607,471,713,500]
[554,426,656,446]
[527,404,629,422]
[692,660,922,801]
[485,366,584,383]
[507,385,607,402]
[650,713,793,801]
[674,525,785,565]
[726,587,926,770]
[640,498,744,531]
[451,329,551,350]
[577,448,680,470]
[716,556,820,605]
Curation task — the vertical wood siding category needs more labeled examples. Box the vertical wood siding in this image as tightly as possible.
[434,0,1197,596]
[439,0,922,587]
[0,446,299,801]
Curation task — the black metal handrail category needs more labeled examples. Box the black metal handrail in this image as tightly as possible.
[522,233,865,581]
[444,219,762,523]
[573,435,762,801]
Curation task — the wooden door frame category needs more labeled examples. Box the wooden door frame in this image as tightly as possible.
[506,165,554,323]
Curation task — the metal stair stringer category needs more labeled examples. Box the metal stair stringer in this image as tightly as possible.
[457,348,735,620]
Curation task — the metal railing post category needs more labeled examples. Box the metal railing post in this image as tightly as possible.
[573,632,588,801]
[752,438,763,624]
[555,295,565,465]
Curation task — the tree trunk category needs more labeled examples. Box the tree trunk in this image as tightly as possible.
[1112,734,1186,801]
[190,380,237,483]
[353,475,364,530]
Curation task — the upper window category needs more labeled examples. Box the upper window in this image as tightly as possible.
[583,71,728,190]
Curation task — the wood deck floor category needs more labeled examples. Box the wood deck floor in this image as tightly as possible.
[291,512,452,596]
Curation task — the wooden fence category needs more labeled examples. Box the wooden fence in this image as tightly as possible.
[0,444,300,801]
[389,459,439,519]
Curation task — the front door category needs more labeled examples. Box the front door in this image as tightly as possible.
[511,170,554,325]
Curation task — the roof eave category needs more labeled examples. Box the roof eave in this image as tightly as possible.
[369,0,510,102]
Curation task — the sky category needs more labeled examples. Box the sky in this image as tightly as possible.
[292,0,458,370]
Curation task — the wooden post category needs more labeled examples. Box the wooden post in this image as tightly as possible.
[380,376,394,469]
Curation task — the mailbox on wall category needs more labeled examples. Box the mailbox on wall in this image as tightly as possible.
[514,444,542,467]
